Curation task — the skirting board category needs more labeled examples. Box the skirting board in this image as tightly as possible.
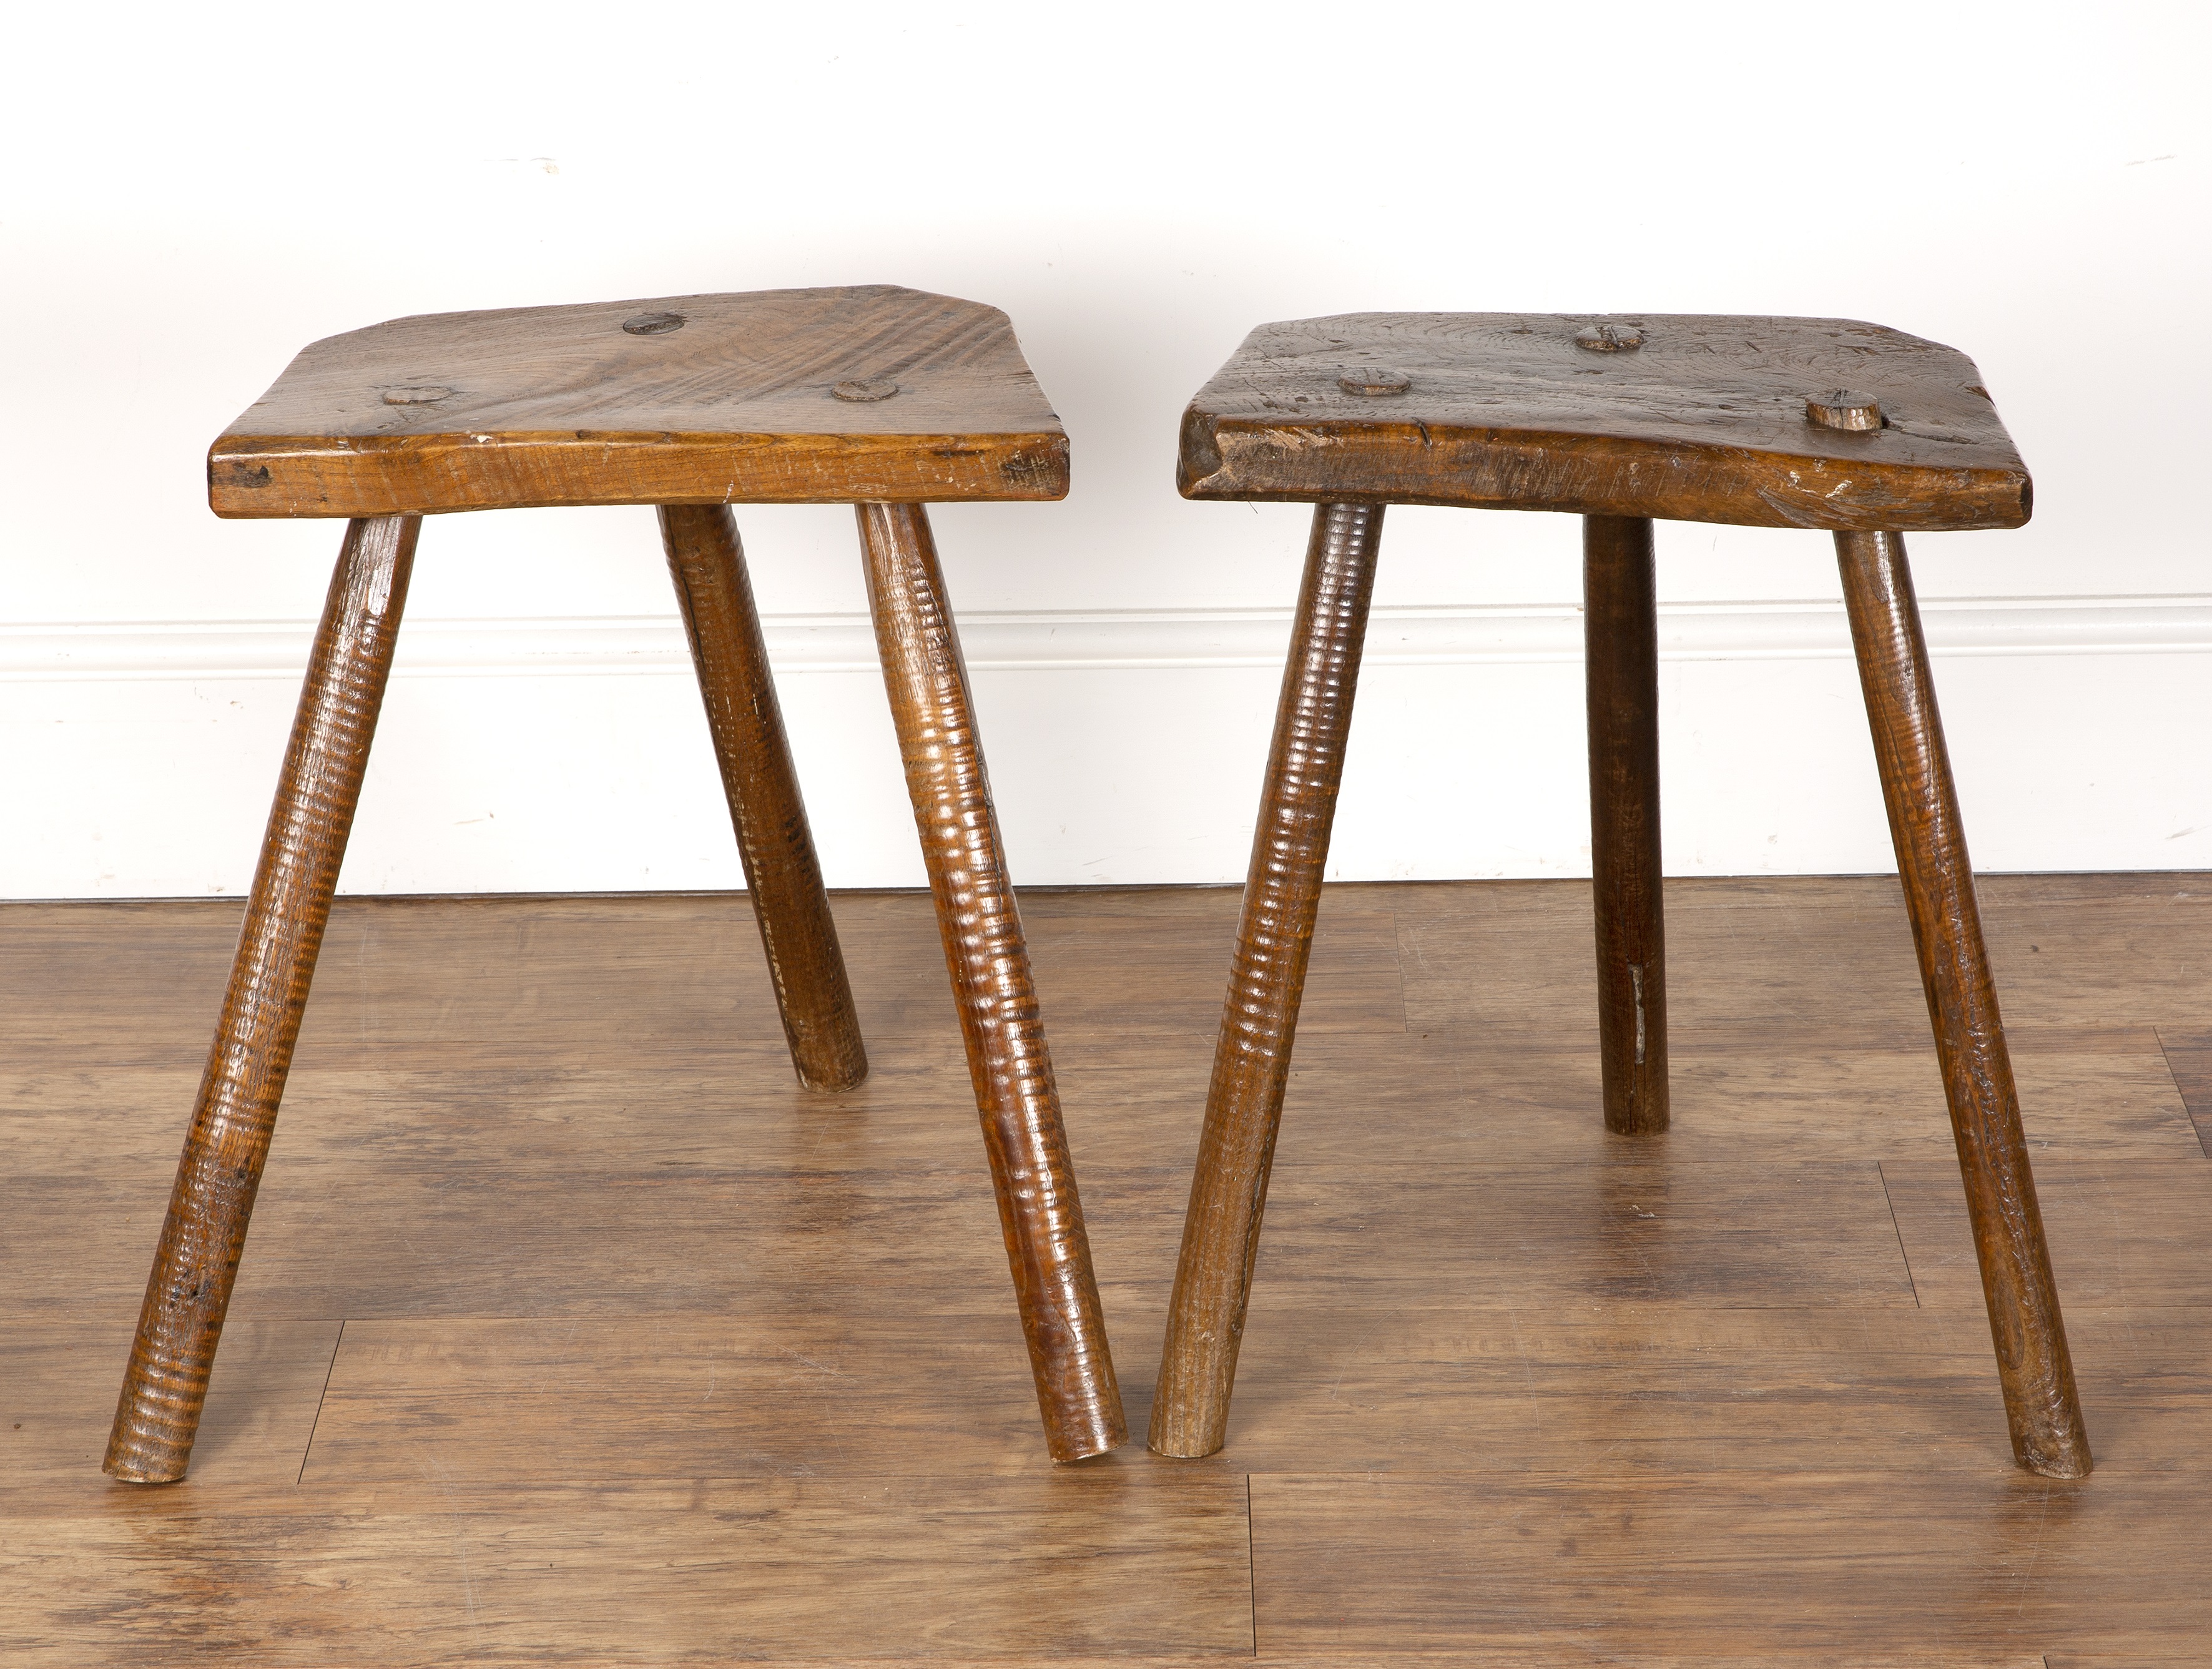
[4,598,2211,897]
[11,596,2212,681]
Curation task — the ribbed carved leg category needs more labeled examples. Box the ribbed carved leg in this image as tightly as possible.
[855,501,1125,1461]
[1837,528,2091,1479]
[106,516,418,1483]
[662,505,866,1091]
[1584,514,1669,1135]
[1151,502,1385,1459]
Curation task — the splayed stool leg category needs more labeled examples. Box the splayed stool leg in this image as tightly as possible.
[106,515,418,1483]
[857,501,1126,1460]
[662,503,866,1092]
[1584,513,1669,1135]
[1837,528,2091,1479]
[1151,502,1385,1459]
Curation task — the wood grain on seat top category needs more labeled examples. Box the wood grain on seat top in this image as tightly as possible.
[1179,313,2031,532]
[210,286,1068,517]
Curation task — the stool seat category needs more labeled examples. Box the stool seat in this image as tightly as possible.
[210,285,1068,518]
[1180,312,2029,531]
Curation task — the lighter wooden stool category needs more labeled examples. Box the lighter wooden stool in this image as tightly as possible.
[1151,312,2091,1479]
[106,286,1125,1480]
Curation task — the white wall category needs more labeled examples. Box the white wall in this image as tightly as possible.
[3,2,2207,897]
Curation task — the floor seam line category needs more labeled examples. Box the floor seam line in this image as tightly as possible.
[297,1317,345,1487]
[1247,1469,1265,1655]
[2151,1025,2212,1161]
[1876,1159,1921,1308]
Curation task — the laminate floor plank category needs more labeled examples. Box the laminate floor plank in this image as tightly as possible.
[1393,872,2212,1045]
[0,1023,1208,1186]
[1216,1304,2212,1478]
[2,1163,1045,1321]
[297,1306,2212,1483]
[0,899,244,1061]
[299,1311,1079,1483]
[1391,874,1946,1048]
[1234,1160,1916,1310]
[0,887,1397,1070]
[1247,1469,2211,1660]
[3,1319,341,1487]
[4,1036,2189,1205]
[1026,898,1408,1040]
[1882,1152,2212,1312]
[0,1473,1253,1667]
[0,1156,1912,1326]
[2148,1027,2212,1158]
[0,1050,1000,1182]
[1272,1036,2201,1165]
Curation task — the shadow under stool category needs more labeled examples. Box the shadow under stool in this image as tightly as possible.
[1149,312,2090,1479]
[105,285,1126,1480]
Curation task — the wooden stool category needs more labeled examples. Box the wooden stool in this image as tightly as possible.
[105,286,1126,1480]
[1149,312,2091,1479]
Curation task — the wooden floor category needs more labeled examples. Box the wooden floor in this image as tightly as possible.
[5,875,2211,1666]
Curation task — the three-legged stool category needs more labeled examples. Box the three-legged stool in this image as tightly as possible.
[106,285,1126,1479]
[1150,312,2090,1479]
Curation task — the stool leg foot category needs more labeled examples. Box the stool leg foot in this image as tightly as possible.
[662,505,867,1092]
[1584,515,1669,1135]
[856,501,1124,1460]
[106,516,418,1483]
[1151,503,1385,1459]
[1837,529,2091,1478]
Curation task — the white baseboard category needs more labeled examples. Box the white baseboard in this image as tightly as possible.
[7,596,2212,897]
[8,595,2212,682]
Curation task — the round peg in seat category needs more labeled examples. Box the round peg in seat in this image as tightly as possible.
[1339,367,1412,396]
[1807,388,1884,430]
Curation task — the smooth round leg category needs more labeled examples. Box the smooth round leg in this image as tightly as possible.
[662,505,866,1092]
[106,515,418,1483]
[1584,514,1669,1135]
[1151,502,1385,1459]
[857,501,1125,1462]
[1837,528,2092,1479]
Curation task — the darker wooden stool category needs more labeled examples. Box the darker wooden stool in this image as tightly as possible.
[1151,312,2090,1479]
[106,286,1126,1480]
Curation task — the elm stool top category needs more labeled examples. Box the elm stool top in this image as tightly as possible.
[1177,312,2030,531]
[209,283,1069,517]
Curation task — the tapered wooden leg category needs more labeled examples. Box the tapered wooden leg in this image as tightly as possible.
[662,505,867,1092]
[855,501,1124,1460]
[1151,503,1385,1459]
[1837,529,2091,1479]
[106,516,418,1483]
[1584,514,1669,1135]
